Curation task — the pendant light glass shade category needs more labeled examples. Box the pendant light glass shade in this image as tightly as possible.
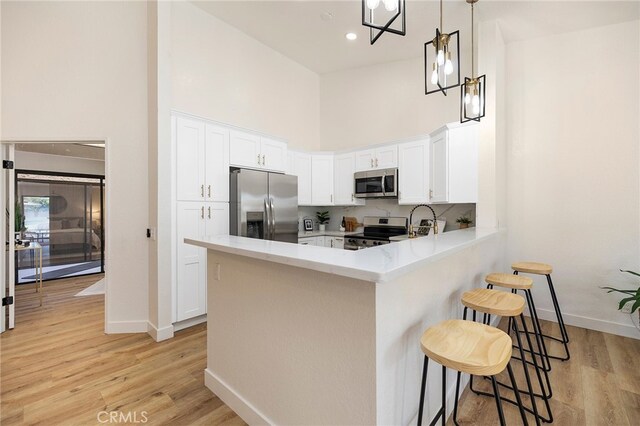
[460,0,486,122]
[424,1,460,96]
[362,0,406,45]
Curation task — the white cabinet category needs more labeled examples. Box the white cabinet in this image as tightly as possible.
[325,236,344,249]
[299,235,344,249]
[355,145,398,171]
[290,151,312,205]
[429,125,478,204]
[229,130,287,172]
[311,155,334,205]
[176,201,228,322]
[398,139,430,205]
[298,236,316,246]
[333,153,364,206]
[176,118,230,202]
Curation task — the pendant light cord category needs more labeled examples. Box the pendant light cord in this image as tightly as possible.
[440,0,443,32]
[471,1,475,78]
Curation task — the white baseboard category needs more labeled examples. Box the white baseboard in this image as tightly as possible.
[147,322,174,342]
[535,308,639,340]
[173,314,207,332]
[204,368,273,425]
[105,320,148,334]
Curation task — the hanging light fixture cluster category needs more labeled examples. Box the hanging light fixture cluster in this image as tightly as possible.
[424,0,460,95]
[361,0,406,45]
[460,0,485,122]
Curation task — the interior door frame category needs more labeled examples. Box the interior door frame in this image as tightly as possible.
[0,138,109,332]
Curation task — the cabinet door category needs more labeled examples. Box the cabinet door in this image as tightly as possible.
[298,237,316,245]
[375,145,398,169]
[314,236,326,247]
[287,151,296,176]
[204,124,230,202]
[332,237,345,250]
[311,155,334,205]
[260,137,287,173]
[398,139,429,205]
[324,237,333,248]
[295,153,312,205]
[176,117,205,201]
[176,201,207,321]
[355,149,376,172]
[205,202,229,237]
[334,153,364,206]
[430,131,449,203]
[230,130,262,169]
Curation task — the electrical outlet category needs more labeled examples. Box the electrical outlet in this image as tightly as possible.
[621,301,633,314]
[215,263,221,281]
[146,227,157,241]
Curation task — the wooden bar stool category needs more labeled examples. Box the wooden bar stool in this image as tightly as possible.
[461,288,552,425]
[512,262,570,361]
[417,320,528,426]
[486,273,552,374]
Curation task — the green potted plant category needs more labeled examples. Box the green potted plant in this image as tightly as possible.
[316,211,330,232]
[456,215,472,229]
[602,269,640,332]
[15,201,26,238]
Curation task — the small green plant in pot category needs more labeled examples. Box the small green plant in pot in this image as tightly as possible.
[456,215,472,229]
[316,211,330,232]
[601,269,640,332]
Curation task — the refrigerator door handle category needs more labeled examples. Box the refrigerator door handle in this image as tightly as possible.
[263,198,271,240]
[269,197,276,239]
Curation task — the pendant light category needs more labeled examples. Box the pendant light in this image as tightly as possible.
[362,0,406,45]
[424,0,460,96]
[460,0,486,122]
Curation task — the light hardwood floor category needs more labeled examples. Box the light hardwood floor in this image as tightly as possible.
[2,276,639,425]
[0,275,245,425]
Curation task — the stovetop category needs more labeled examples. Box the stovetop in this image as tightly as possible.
[344,217,408,249]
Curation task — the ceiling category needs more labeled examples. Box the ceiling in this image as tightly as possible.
[16,143,105,161]
[193,0,640,74]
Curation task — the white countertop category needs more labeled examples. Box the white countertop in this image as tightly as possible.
[186,228,502,283]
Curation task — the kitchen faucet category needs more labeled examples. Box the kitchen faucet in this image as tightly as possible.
[408,204,438,238]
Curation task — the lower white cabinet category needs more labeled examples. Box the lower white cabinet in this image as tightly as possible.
[298,235,344,249]
[327,236,344,249]
[176,201,229,322]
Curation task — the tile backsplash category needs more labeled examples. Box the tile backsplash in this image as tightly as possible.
[298,199,476,233]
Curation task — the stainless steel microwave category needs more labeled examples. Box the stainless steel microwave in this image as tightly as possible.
[354,168,398,198]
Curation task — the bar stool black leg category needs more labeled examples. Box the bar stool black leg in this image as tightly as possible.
[512,317,541,425]
[417,356,429,425]
[440,365,446,426]
[524,289,552,372]
[546,274,571,360]
[506,363,529,426]
[490,376,507,426]
[519,314,553,421]
[454,371,462,426]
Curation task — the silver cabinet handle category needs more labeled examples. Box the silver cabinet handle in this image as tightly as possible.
[201,185,204,198]
[375,158,379,167]
[257,154,261,165]
[330,194,333,203]
[262,154,266,166]
[208,185,211,198]
[429,189,433,199]
[331,239,333,248]
[351,193,354,201]
[201,206,204,219]
[370,158,374,168]
[208,206,211,219]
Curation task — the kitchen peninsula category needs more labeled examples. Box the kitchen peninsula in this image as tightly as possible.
[186,227,505,425]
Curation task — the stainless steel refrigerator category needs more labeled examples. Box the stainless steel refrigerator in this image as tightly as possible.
[230,169,298,243]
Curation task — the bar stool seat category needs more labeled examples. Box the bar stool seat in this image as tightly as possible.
[420,319,512,377]
[462,288,525,317]
[511,262,553,275]
[486,273,533,290]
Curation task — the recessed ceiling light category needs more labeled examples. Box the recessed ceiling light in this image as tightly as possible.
[345,32,358,41]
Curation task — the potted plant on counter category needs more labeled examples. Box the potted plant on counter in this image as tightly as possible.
[316,211,330,232]
[456,215,472,229]
[602,269,640,333]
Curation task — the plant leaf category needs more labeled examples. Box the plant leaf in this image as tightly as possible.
[619,296,637,310]
[630,298,640,314]
[601,286,637,295]
[620,269,640,278]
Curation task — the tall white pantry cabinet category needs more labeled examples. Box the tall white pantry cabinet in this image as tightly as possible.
[174,116,230,323]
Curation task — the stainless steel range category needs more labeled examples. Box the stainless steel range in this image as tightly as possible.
[344,216,408,250]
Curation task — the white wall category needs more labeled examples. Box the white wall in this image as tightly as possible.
[171,1,321,150]
[15,151,105,176]
[319,51,470,151]
[1,1,149,333]
[505,20,640,337]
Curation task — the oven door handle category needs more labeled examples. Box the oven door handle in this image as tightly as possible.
[381,174,386,197]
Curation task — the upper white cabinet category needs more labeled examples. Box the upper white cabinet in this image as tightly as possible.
[355,145,398,172]
[176,118,230,202]
[290,151,312,205]
[429,125,478,204]
[398,139,429,205]
[311,155,334,205]
[333,153,365,206]
[230,130,287,172]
